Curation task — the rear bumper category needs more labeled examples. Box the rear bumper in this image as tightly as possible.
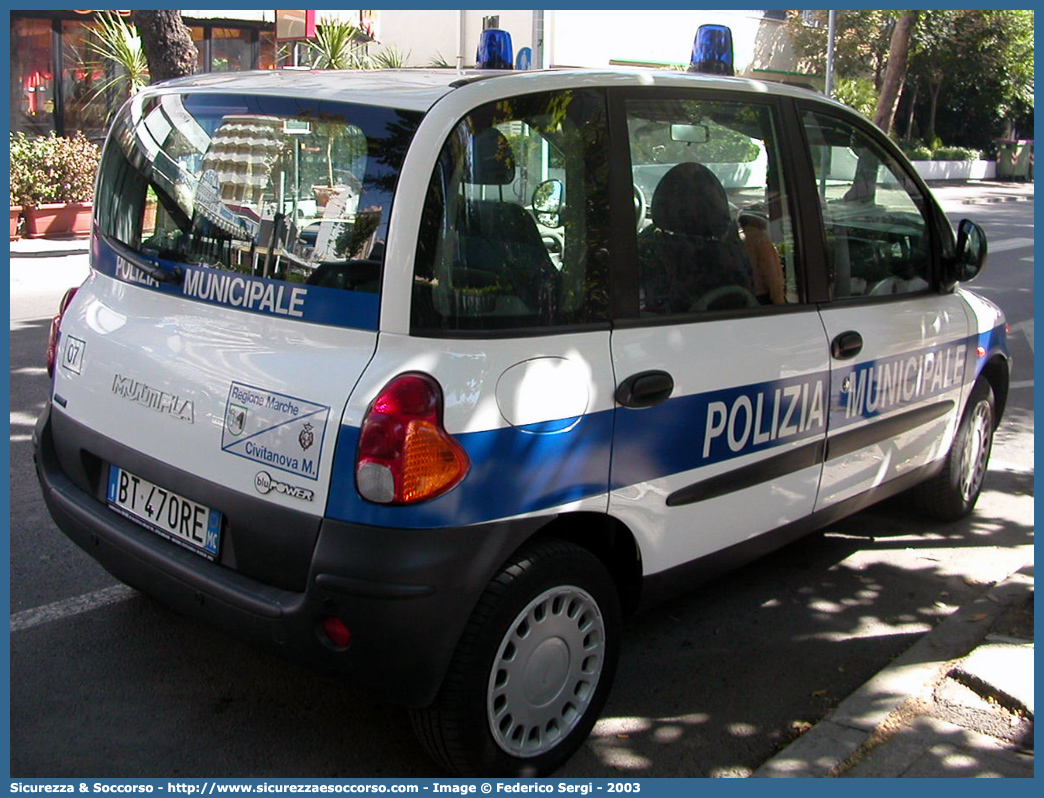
[34,404,544,707]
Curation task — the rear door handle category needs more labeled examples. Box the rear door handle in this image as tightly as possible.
[616,370,674,408]
[831,331,863,360]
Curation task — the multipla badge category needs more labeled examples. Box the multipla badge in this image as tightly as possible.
[222,382,330,480]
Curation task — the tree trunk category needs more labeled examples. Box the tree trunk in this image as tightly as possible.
[130,10,198,84]
[902,82,919,140]
[926,82,943,145]
[873,12,917,134]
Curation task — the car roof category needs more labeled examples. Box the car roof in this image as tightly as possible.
[144,67,831,114]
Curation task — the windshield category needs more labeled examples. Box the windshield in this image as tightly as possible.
[95,91,421,327]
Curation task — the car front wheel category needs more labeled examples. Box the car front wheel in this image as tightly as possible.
[914,377,996,521]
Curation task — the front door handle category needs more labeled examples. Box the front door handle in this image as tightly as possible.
[616,370,674,408]
[831,331,863,360]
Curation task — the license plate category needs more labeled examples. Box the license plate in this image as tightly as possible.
[106,465,221,560]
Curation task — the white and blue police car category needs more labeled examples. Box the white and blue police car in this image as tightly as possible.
[36,66,1008,776]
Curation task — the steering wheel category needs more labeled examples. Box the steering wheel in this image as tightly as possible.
[868,276,903,296]
[691,285,760,312]
[633,184,647,233]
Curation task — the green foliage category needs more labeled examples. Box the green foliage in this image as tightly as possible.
[902,144,933,161]
[10,133,32,206]
[371,46,411,69]
[785,10,1034,149]
[9,132,101,206]
[833,77,878,119]
[932,146,981,161]
[784,10,896,88]
[83,11,149,100]
[306,18,370,69]
[908,10,1034,148]
[897,141,981,161]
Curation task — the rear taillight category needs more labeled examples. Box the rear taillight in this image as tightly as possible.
[356,373,470,505]
[46,287,78,378]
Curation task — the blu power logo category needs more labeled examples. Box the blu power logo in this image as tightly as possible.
[254,471,315,502]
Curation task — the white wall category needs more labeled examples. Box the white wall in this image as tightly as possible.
[373,10,536,68]
[371,9,797,74]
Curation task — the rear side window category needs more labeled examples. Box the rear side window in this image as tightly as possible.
[411,89,611,333]
[96,92,421,314]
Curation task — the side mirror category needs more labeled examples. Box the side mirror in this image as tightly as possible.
[532,179,564,228]
[952,219,988,284]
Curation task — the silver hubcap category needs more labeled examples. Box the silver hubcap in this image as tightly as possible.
[487,585,605,758]
[959,400,993,502]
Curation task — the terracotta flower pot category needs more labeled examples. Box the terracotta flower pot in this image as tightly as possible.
[24,201,93,239]
[10,205,22,241]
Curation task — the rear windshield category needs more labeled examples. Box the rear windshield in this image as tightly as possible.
[95,91,421,327]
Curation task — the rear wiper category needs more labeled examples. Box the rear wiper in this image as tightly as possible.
[104,233,184,285]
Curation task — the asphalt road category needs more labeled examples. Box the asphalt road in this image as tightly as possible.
[7,184,1034,778]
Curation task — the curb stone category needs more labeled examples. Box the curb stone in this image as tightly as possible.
[751,562,1034,778]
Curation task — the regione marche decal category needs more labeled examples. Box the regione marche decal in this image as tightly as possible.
[222,382,330,481]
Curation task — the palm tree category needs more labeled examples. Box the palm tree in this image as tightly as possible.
[306,18,371,70]
[82,11,149,103]
[305,18,372,191]
[371,46,412,69]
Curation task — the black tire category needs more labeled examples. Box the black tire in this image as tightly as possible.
[410,538,621,777]
[913,378,996,521]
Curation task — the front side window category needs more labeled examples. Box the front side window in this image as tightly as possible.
[96,92,421,318]
[802,109,932,299]
[412,89,611,333]
[627,96,798,315]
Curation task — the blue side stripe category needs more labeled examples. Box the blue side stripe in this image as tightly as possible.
[324,413,615,528]
[975,323,1009,377]
[323,330,997,530]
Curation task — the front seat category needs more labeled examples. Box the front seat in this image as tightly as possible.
[637,161,756,313]
[455,128,560,318]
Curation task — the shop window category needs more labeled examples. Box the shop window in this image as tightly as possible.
[61,20,116,141]
[259,31,279,70]
[211,28,254,72]
[11,17,55,136]
[190,27,207,72]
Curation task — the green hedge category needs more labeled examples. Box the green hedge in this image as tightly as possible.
[932,146,982,161]
[900,143,982,162]
[9,132,101,207]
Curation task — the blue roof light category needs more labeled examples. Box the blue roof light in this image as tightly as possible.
[689,24,734,76]
[477,28,513,70]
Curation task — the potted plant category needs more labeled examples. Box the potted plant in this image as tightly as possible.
[15,132,101,239]
[10,133,30,240]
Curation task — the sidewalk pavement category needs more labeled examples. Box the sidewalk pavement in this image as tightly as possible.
[927,178,1035,208]
[10,233,90,258]
[754,560,1034,778]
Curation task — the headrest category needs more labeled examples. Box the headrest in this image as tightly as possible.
[464,128,515,185]
[651,162,732,238]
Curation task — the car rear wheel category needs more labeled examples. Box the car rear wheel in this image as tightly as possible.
[410,538,621,777]
[913,377,995,521]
